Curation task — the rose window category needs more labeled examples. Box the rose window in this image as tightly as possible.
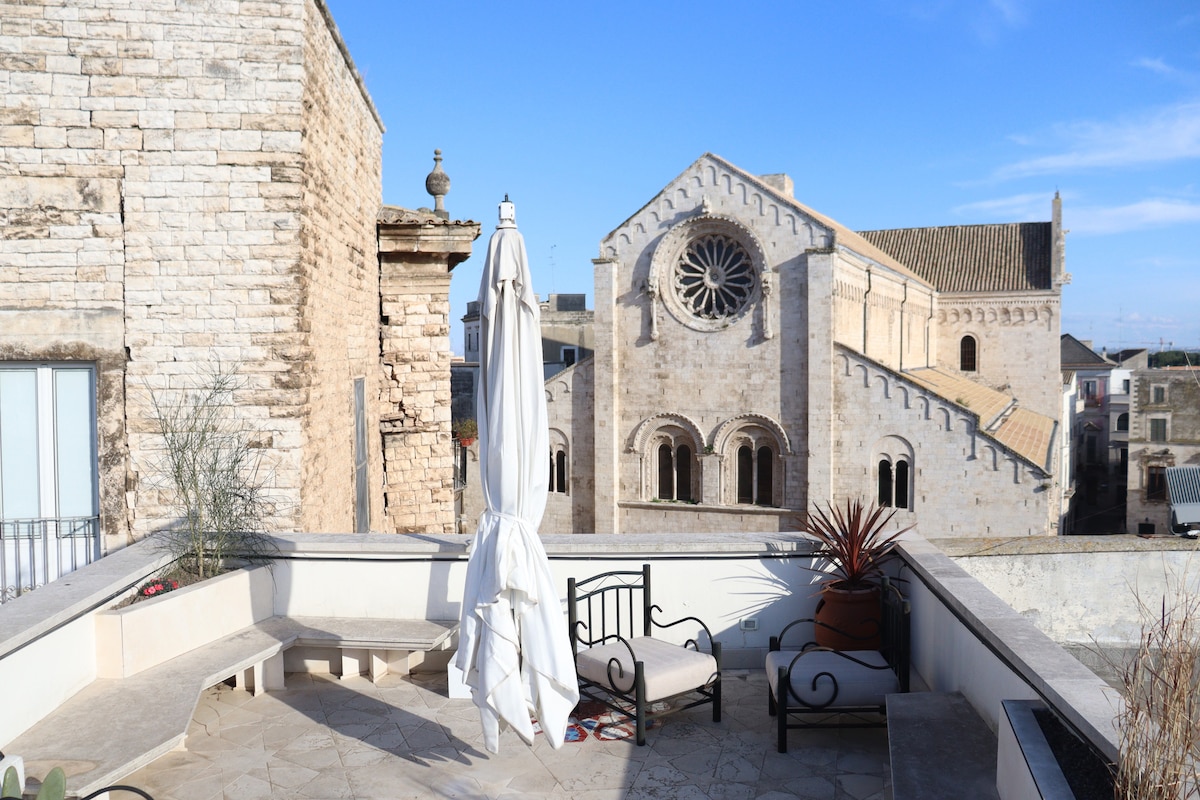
[673,234,756,320]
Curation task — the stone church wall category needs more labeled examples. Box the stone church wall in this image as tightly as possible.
[936,294,1061,420]
[596,162,818,533]
[542,360,595,533]
[832,256,936,373]
[833,349,1052,537]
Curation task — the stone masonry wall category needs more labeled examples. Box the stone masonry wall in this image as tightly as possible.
[295,0,383,532]
[935,294,1061,421]
[542,358,594,532]
[0,0,384,541]
[833,348,1051,537]
[377,216,478,534]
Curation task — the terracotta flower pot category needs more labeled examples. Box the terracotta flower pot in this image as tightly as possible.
[814,582,882,651]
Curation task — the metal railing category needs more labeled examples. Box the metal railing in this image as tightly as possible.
[0,516,101,604]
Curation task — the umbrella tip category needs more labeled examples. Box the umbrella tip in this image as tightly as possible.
[498,195,516,229]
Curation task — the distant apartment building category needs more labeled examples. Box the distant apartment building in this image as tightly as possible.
[1126,366,1200,534]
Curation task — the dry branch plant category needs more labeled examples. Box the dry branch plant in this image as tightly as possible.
[149,365,277,578]
[1114,574,1200,800]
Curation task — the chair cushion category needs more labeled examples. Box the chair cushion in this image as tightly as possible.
[766,649,898,709]
[576,636,718,702]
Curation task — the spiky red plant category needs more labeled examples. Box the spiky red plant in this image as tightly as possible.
[802,499,913,590]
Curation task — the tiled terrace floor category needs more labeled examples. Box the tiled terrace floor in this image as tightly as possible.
[121,670,890,800]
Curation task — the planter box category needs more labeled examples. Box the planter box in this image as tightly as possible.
[998,699,1113,800]
[95,566,274,678]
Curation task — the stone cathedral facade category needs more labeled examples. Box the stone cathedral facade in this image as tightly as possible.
[541,154,1068,538]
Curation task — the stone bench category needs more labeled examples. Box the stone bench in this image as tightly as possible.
[887,691,999,800]
[7,615,456,799]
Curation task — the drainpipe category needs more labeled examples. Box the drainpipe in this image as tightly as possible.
[899,281,908,372]
[926,292,935,368]
[862,269,872,355]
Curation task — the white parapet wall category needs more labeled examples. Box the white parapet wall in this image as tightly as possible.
[899,535,1121,765]
[940,535,1200,647]
[0,528,1128,776]
[268,532,825,670]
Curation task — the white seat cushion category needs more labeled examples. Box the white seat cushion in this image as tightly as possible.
[766,649,898,709]
[576,636,718,702]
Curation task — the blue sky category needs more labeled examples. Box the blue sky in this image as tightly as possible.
[326,1,1200,354]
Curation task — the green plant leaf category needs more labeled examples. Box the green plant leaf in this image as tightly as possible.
[2,765,21,800]
[35,767,66,800]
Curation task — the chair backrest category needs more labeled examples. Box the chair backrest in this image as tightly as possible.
[880,576,911,692]
[567,564,652,650]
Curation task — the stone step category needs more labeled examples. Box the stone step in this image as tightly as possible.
[887,691,999,800]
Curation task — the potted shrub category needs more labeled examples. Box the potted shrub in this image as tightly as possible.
[453,418,478,446]
[802,499,912,650]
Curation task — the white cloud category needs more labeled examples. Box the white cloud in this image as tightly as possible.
[1132,57,1175,76]
[953,192,1050,220]
[1068,198,1200,234]
[988,0,1027,26]
[994,101,1200,179]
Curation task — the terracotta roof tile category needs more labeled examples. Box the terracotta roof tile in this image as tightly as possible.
[904,368,1013,427]
[992,408,1056,469]
[858,223,1053,293]
[904,366,1056,470]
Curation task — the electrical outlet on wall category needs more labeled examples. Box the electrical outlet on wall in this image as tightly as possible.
[739,618,758,632]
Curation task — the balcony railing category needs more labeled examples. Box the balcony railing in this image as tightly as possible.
[0,516,101,604]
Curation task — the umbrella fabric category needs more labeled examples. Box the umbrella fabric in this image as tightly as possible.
[456,205,579,753]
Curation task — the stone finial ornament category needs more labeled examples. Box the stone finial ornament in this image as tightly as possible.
[425,149,450,219]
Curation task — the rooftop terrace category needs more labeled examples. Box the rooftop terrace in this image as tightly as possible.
[7,531,1194,799]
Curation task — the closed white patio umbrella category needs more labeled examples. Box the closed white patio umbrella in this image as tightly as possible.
[456,197,579,753]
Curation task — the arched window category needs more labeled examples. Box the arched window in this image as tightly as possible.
[894,460,910,509]
[676,445,693,502]
[555,450,567,493]
[637,417,703,504]
[1116,413,1129,432]
[737,446,753,504]
[878,458,911,509]
[960,336,977,372]
[657,443,674,500]
[548,444,568,494]
[874,436,915,511]
[728,429,781,507]
[654,441,696,502]
[756,446,773,506]
[878,459,893,507]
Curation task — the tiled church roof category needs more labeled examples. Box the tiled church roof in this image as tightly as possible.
[904,366,1057,471]
[858,223,1053,293]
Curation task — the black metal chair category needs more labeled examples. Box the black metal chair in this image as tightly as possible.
[766,576,910,753]
[567,564,721,745]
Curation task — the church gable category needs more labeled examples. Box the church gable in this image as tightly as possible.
[600,153,836,261]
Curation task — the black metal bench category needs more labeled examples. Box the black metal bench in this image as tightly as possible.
[567,564,721,745]
[766,576,909,752]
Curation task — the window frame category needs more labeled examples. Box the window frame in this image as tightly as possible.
[959,335,978,372]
